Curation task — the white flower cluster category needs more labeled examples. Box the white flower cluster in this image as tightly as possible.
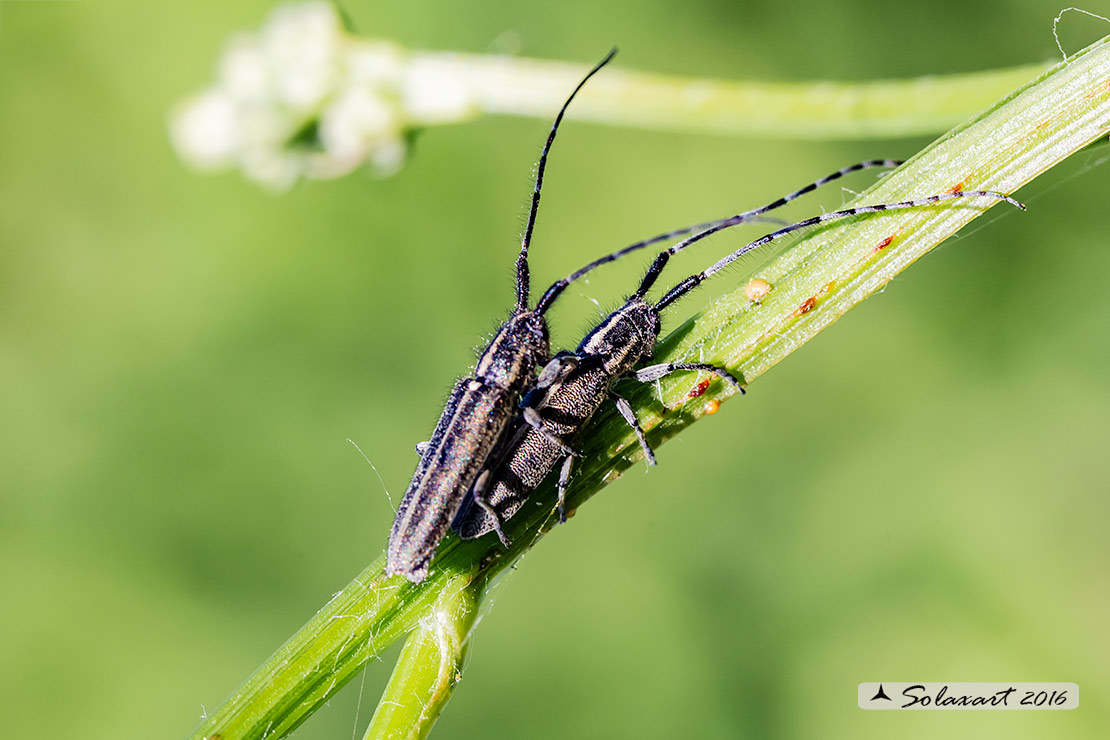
[169,2,476,190]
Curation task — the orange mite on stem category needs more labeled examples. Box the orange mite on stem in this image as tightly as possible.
[793,296,817,316]
[703,399,721,415]
[687,378,712,399]
[745,277,772,303]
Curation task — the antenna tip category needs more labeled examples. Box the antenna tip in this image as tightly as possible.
[978,191,1026,211]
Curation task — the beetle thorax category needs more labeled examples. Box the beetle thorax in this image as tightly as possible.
[577,297,660,375]
[475,311,550,390]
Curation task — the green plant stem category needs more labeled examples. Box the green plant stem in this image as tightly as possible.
[188,35,1110,740]
[361,574,478,740]
[413,51,1049,138]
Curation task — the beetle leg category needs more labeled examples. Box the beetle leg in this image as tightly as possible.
[471,469,511,548]
[635,362,745,394]
[522,407,581,457]
[556,454,576,524]
[610,392,656,468]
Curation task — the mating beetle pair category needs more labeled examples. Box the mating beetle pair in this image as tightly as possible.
[385,51,1023,583]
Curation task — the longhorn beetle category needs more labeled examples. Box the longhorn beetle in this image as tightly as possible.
[387,49,834,582]
[386,51,618,582]
[454,183,1025,540]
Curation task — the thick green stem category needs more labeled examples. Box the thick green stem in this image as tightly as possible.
[187,35,1110,740]
[361,575,478,740]
[189,557,453,740]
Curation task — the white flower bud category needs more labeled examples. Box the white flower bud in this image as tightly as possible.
[241,148,302,191]
[169,2,482,189]
[219,35,271,103]
[261,1,343,114]
[319,87,401,163]
[368,139,406,177]
[169,90,241,170]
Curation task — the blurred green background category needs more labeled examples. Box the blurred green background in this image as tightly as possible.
[1,1,1107,738]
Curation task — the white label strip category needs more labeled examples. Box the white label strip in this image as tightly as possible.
[858,682,1078,710]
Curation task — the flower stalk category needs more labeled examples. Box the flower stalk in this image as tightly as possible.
[169,1,1049,190]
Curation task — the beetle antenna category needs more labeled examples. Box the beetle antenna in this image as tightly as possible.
[515,47,618,312]
[653,190,1024,310]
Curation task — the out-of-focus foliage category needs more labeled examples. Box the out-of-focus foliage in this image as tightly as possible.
[0,2,1106,740]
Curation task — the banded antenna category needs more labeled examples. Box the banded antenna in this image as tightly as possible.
[646,190,1026,309]
[515,48,618,312]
